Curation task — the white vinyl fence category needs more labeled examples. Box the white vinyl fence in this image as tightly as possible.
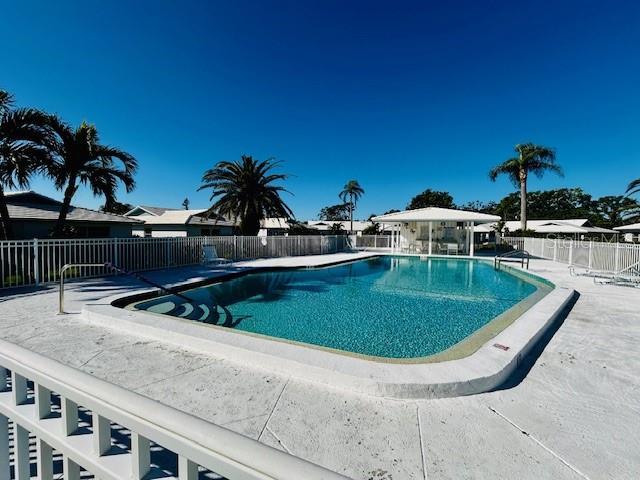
[0,235,350,289]
[501,236,640,272]
[353,235,391,249]
[0,338,347,480]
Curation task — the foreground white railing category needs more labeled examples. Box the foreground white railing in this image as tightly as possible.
[501,236,640,272]
[0,338,347,479]
[0,235,351,290]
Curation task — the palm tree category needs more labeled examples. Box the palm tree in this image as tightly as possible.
[339,180,365,234]
[627,178,640,197]
[0,90,52,239]
[44,117,137,237]
[489,143,562,231]
[198,155,293,235]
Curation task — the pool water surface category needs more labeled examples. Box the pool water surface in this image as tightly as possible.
[133,256,546,359]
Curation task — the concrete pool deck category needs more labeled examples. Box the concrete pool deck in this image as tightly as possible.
[86,255,574,399]
[0,253,639,479]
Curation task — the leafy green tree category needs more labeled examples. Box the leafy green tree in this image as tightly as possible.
[100,200,133,216]
[318,203,350,221]
[0,90,53,239]
[199,155,293,235]
[339,180,365,233]
[44,118,137,237]
[456,200,498,214]
[495,188,592,221]
[592,195,640,228]
[362,223,381,235]
[406,189,454,210]
[489,143,562,230]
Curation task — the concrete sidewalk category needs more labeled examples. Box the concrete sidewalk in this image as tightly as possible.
[0,254,638,479]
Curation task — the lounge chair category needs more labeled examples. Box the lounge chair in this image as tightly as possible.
[201,245,232,266]
[569,265,640,288]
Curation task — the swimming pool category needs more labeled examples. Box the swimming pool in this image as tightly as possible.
[130,256,550,360]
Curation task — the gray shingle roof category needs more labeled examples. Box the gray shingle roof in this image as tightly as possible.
[136,206,178,216]
[6,191,141,224]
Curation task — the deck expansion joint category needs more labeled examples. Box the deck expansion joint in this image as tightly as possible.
[487,405,590,479]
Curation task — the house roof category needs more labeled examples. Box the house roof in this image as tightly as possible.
[125,205,177,216]
[260,218,290,229]
[614,222,640,232]
[475,219,618,234]
[5,191,141,224]
[307,220,374,231]
[371,207,501,223]
[135,209,235,227]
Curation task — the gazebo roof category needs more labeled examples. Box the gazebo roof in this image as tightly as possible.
[371,207,500,224]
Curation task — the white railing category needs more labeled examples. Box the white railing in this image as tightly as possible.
[0,235,351,290]
[501,236,640,272]
[0,338,347,480]
[353,235,391,249]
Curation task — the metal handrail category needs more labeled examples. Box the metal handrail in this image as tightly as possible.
[59,263,108,314]
[59,262,193,314]
[494,249,530,270]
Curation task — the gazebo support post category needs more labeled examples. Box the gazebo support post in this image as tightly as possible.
[470,222,475,257]
[428,221,433,255]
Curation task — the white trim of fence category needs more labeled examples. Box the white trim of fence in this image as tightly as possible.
[0,338,347,479]
[501,236,640,272]
[0,235,350,290]
[353,235,391,249]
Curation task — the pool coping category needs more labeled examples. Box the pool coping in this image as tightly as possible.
[82,255,576,399]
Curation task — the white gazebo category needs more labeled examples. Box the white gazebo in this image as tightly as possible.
[371,207,501,256]
[614,222,640,242]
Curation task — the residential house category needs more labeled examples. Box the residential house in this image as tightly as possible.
[125,206,235,237]
[3,191,140,239]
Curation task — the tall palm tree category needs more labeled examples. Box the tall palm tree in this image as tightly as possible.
[44,117,137,237]
[627,178,640,197]
[199,155,293,235]
[489,143,562,231]
[0,90,52,239]
[339,180,365,234]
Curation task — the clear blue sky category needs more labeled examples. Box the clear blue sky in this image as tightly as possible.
[2,1,639,219]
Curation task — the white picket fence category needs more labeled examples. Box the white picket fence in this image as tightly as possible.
[0,235,350,289]
[501,236,640,272]
[0,338,347,480]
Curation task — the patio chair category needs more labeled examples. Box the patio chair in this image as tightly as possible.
[446,243,458,255]
[201,245,232,266]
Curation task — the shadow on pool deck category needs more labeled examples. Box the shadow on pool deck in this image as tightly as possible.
[489,291,580,393]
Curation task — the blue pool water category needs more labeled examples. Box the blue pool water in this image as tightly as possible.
[133,256,542,358]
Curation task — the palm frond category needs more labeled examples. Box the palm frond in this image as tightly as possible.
[626,178,640,197]
[199,155,293,234]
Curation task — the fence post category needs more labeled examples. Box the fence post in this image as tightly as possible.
[233,236,237,260]
[569,240,573,265]
[114,238,119,268]
[615,242,620,272]
[33,238,40,286]
[553,239,558,262]
[588,241,593,269]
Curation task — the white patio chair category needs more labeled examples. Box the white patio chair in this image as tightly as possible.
[201,245,232,266]
[446,243,458,255]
